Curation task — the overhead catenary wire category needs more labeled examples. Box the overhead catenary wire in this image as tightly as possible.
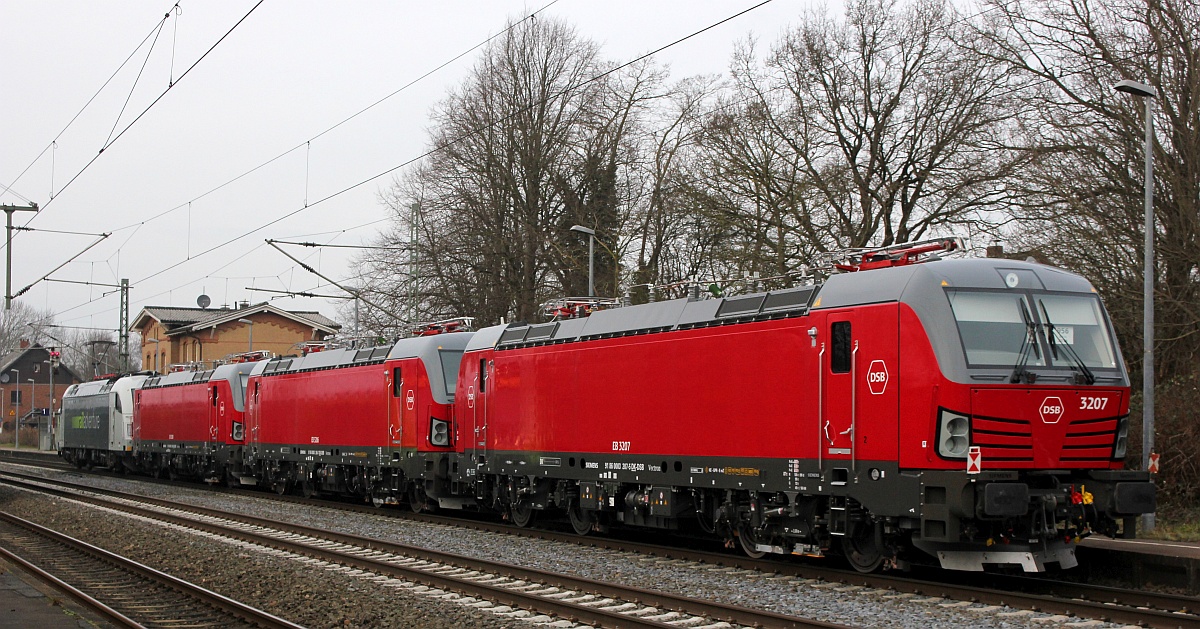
[13,234,111,300]
[9,0,569,319]
[69,0,567,248]
[104,15,167,148]
[21,0,265,223]
[34,1,778,330]
[132,0,777,289]
[265,239,408,324]
[268,240,407,251]
[1,6,176,204]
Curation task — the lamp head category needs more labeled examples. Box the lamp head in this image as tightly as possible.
[1115,79,1156,99]
[569,225,596,236]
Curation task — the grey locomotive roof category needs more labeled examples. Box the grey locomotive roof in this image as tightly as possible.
[149,369,206,387]
[64,379,114,397]
[142,361,258,389]
[464,325,508,352]
[213,362,259,381]
[482,283,820,350]
[247,334,471,402]
[386,332,471,360]
[887,258,1122,385]
[477,258,1098,352]
[813,257,1094,310]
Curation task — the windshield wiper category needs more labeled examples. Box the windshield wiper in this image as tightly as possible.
[1010,300,1040,384]
[1038,300,1096,385]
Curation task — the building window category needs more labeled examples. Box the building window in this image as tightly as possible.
[10,390,20,406]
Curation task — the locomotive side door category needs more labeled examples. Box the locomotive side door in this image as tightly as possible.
[246,379,262,462]
[387,364,403,455]
[467,354,491,471]
[821,311,858,466]
[209,384,220,453]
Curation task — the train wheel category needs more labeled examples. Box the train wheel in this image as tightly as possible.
[510,500,535,528]
[567,500,592,536]
[370,490,387,508]
[737,523,767,559]
[841,524,884,573]
[273,479,289,495]
[409,485,431,513]
[301,480,317,499]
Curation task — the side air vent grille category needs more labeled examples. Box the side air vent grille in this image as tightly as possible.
[498,327,528,345]
[762,286,817,312]
[716,295,766,318]
[524,322,558,341]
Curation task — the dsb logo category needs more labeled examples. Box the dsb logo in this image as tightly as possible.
[1039,396,1065,424]
[866,360,888,395]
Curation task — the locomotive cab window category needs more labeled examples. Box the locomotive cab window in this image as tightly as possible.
[830,321,852,373]
[211,386,218,406]
[438,350,464,397]
[948,290,1047,367]
[479,358,487,392]
[1036,295,1118,369]
[392,367,402,397]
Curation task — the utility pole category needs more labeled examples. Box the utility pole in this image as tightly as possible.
[409,202,420,323]
[2,203,38,310]
[48,347,58,448]
[119,279,130,371]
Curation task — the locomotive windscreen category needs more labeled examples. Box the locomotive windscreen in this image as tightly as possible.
[947,291,1043,367]
[948,289,1117,370]
[438,350,465,397]
[1035,295,1118,369]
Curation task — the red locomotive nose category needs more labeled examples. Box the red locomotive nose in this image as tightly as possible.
[969,387,1125,469]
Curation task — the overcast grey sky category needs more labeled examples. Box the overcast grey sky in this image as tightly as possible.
[1,1,806,334]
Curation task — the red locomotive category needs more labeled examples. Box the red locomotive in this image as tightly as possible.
[64,238,1154,572]
[438,238,1154,572]
[239,333,469,505]
[133,362,258,480]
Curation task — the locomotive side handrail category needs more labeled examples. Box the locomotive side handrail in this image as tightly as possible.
[818,342,826,474]
[851,340,859,472]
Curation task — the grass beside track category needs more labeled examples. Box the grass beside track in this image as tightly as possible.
[1143,504,1200,541]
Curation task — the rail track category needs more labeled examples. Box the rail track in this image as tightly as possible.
[0,510,304,629]
[1,471,851,629]
[6,460,1199,628]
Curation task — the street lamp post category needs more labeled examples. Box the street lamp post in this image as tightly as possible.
[9,368,18,449]
[238,318,254,352]
[1115,78,1156,533]
[45,359,55,449]
[147,338,161,373]
[569,226,596,297]
[27,378,35,448]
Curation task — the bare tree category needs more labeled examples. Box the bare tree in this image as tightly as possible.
[973,0,1200,383]
[362,17,681,325]
[0,302,55,353]
[707,0,1022,259]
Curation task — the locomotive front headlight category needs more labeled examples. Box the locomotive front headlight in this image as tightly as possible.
[1113,417,1129,459]
[937,410,971,459]
[429,418,451,447]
